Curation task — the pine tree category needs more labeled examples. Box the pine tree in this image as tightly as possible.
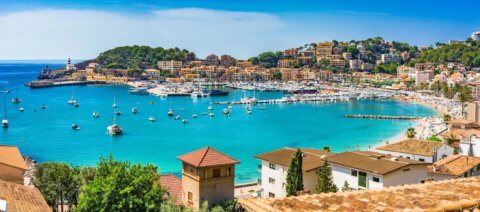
[315,159,338,193]
[286,149,304,196]
[341,180,350,192]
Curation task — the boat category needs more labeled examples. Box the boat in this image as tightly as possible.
[228,105,233,110]
[116,111,121,116]
[132,107,138,114]
[207,106,213,111]
[67,91,77,105]
[208,113,214,117]
[71,124,80,130]
[201,112,207,115]
[41,104,46,110]
[204,89,229,96]
[191,91,209,98]
[1,89,10,93]
[73,102,79,107]
[148,116,156,122]
[107,100,123,136]
[167,109,174,116]
[246,110,252,115]
[93,111,100,118]
[174,116,180,120]
[19,107,24,112]
[12,97,20,104]
[192,114,198,118]
[128,88,149,95]
[2,98,8,128]
[222,108,229,115]
[182,118,188,124]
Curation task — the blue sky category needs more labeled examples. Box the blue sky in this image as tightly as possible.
[0,0,479,60]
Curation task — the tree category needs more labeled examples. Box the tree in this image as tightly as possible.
[315,159,337,193]
[458,85,472,116]
[272,71,282,80]
[286,149,304,196]
[34,162,81,212]
[322,146,331,152]
[443,114,452,122]
[406,127,416,139]
[76,155,166,211]
[248,51,282,68]
[427,135,442,142]
[341,181,350,192]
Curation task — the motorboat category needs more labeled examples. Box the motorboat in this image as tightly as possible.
[19,107,24,112]
[93,111,100,118]
[71,124,80,130]
[207,106,213,111]
[132,107,138,114]
[174,116,180,120]
[192,114,198,118]
[208,113,214,117]
[2,98,7,128]
[182,118,188,124]
[41,104,46,110]
[222,108,229,115]
[12,97,20,104]
[167,109,174,116]
[148,116,156,122]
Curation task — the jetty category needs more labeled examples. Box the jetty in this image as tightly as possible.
[25,80,106,88]
[345,114,423,120]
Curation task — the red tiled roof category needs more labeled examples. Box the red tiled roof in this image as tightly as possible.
[177,147,239,167]
[160,174,182,205]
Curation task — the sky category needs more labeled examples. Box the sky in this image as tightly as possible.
[0,0,479,60]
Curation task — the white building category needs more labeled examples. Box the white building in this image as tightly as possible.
[472,31,480,41]
[157,60,183,73]
[459,136,480,157]
[254,148,335,198]
[380,54,401,64]
[428,155,480,181]
[375,139,454,163]
[328,151,429,190]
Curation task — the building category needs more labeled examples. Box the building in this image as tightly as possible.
[361,63,373,71]
[328,151,429,190]
[428,155,480,181]
[144,69,161,80]
[238,177,480,211]
[283,48,298,57]
[375,139,454,163]
[315,42,333,58]
[158,60,183,75]
[254,148,335,198]
[329,59,346,68]
[220,55,236,68]
[466,102,480,122]
[0,180,50,212]
[415,62,435,71]
[415,70,434,85]
[458,136,480,157]
[380,54,401,64]
[349,59,361,70]
[472,31,480,41]
[342,52,352,61]
[277,59,295,68]
[205,54,220,66]
[0,145,27,185]
[468,83,480,100]
[159,174,183,205]
[177,147,239,209]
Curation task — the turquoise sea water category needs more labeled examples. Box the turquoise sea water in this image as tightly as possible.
[0,61,437,183]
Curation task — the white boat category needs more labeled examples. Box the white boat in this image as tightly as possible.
[192,114,198,118]
[222,108,229,115]
[107,100,123,136]
[19,107,24,112]
[71,123,80,130]
[12,97,20,104]
[208,113,214,117]
[182,118,188,124]
[247,110,252,115]
[132,107,138,114]
[2,98,8,128]
[228,105,233,110]
[168,109,174,116]
[207,106,213,111]
[73,102,79,107]
[93,111,100,118]
[174,116,181,120]
[67,91,76,105]
[148,116,156,122]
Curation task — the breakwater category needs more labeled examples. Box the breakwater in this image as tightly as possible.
[25,80,107,88]
[345,114,423,120]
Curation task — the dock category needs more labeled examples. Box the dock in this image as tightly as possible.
[25,80,107,88]
[344,114,423,120]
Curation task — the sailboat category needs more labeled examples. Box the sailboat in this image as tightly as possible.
[2,98,8,128]
[107,103,123,136]
[112,97,117,108]
[67,91,77,105]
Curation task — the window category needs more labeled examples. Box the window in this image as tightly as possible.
[358,172,367,188]
[268,192,275,198]
[419,158,425,162]
[213,168,221,178]
[351,170,358,176]
[269,178,276,184]
[372,177,380,183]
[227,167,232,176]
[188,191,193,205]
[269,163,276,170]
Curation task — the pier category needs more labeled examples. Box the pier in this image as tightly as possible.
[344,114,423,120]
[25,80,107,88]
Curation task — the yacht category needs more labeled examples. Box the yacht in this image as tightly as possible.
[67,92,76,105]
[222,108,229,115]
[207,106,213,111]
[182,118,188,124]
[208,113,214,117]
[228,105,233,110]
[12,97,20,104]
[71,123,80,130]
[148,116,156,122]
[2,98,8,128]
[107,101,123,136]
[167,109,174,117]
[132,107,138,114]
[93,111,100,118]
[192,114,198,118]
[19,107,24,112]
[174,116,181,120]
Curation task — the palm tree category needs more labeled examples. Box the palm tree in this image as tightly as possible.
[406,127,416,139]
[322,146,331,152]
[443,114,452,122]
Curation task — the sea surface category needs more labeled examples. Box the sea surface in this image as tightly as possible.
[0,61,437,183]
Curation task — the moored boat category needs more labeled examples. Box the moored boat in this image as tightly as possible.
[168,109,174,116]
[148,116,156,122]
[93,111,100,118]
[132,107,138,114]
[71,123,80,130]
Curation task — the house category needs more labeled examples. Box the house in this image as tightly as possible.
[159,174,183,205]
[177,147,239,209]
[0,179,50,212]
[459,136,480,157]
[375,139,454,163]
[254,148,335,198]
[428,155,480,181]
[238,177,480,211]
[0,145,27,185]
[328,151,429,190]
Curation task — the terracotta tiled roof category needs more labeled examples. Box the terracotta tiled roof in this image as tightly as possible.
[177,147,239,167]
[441,128,480,139]
[255,148,335,172]
[428,155,480,176]
[327,151,427,175]
[160,174,182,205]
[446,118,475,125]
[376,139,444,156]
[238,177,480,211]
[0,180,50,212]
[0,145,27,170]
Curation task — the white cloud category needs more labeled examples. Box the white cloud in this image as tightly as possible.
[0,8,293,60]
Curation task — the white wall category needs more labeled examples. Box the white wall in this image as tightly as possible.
[459,138,480,157]
[331,164,383,190]
[375,144,454,163]
[383,165,429,187]
[260,160,288,198]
